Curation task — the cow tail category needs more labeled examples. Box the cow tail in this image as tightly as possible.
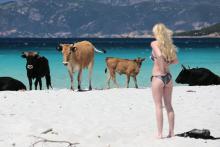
[44,57,52,89]
[46,74,52,89]
[105,68,107,74]
[94,47,107,54]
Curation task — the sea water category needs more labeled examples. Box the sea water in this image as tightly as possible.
[0,38,220,89]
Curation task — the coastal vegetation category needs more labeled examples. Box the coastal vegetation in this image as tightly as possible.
[175,23,220,37]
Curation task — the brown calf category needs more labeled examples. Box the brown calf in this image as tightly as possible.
[105,57,145,88]
[57,41,105,91]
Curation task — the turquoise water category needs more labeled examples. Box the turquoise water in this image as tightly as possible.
[0,38,220,89]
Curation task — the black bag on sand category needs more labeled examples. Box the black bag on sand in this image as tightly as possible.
[176,129,220,140]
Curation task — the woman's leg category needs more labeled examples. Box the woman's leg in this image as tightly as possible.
[152,77,164,138]
[163,80,175,137]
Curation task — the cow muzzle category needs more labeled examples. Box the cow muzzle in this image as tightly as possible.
[27,65,33,69]
[63,62,68,66]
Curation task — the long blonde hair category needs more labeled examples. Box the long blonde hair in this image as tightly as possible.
[153,23,177,62]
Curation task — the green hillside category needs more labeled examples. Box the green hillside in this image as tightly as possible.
[175,23,220,36]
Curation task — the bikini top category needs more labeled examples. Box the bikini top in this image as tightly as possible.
[150,53,157,62]
[150,53,171,64]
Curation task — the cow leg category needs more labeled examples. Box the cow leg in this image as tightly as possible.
[28,77,32,90]
[68,70,74,91]
[39,78,42,90]
[111,72,119,88]
[78,69,82,91]
[133,76,138,88]
[106,73,111,89]
[126,75,130,88]
[113,77,119,88]
[34,78,38,90]
[88,61,94,90]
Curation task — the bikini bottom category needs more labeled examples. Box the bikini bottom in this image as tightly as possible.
[151,73,172,85]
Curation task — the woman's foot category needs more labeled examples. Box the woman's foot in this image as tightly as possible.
[167,132,174,138]
[155,134,163,139]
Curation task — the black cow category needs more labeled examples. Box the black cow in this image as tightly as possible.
[0,77,26,91]
[176,129,220,140]
[21,52,52,90]
[176,65,220,86]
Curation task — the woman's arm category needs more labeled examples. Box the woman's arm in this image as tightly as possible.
[151,41,167,73]
[151,41,162,57]
[151,41,179,65]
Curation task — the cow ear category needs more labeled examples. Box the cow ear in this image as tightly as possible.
[21,52,27,58]
[35,54,40,58]
[70,46,77,52]
[34,52,40,58]
[57,44,63,51]
[141,58,146,62]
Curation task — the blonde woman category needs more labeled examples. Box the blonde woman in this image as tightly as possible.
[150,23,178,139]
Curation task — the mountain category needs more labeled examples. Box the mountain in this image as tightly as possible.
[0,0,220,38]
[175,23,220,37]
[0,0,14,3]
[88,0,150,6]
[89,0,220,6]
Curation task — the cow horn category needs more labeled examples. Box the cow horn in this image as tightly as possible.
[181,64,186,70]
[33,52,39,56]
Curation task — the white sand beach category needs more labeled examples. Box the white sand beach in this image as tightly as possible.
[0,86,220,147]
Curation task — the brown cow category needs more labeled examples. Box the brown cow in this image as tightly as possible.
[57,41,105,91]
[105,57,145,88]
